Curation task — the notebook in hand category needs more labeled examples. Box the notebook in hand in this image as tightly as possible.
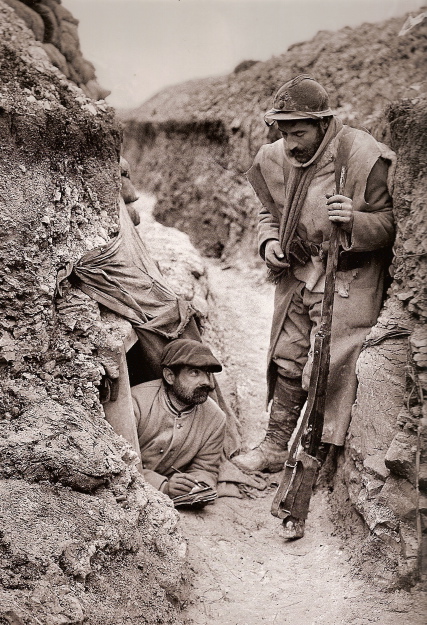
[172,482,217,507]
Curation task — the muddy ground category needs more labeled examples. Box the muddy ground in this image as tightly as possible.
[176,261,425,625]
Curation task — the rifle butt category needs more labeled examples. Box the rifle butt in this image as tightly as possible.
[271,450,320,520]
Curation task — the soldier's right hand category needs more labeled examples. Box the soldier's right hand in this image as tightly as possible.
[265,240,290,270]
[163,473,199,498]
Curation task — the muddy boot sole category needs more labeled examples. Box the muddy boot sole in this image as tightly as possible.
[281,517,305,540]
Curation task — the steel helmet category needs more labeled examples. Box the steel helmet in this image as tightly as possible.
[264,74,333,125]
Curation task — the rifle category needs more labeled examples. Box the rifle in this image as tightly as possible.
[270,164,347,523]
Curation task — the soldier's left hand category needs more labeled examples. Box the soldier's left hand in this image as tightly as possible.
[326,194,354,233]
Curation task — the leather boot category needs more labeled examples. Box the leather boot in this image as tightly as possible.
[281,516,305,540]
[266,375,308,449]
[232,439,288,473]
[232,376,307,474]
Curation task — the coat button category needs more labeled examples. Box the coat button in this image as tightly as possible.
[159,448,164,453]
[176,423,182,429]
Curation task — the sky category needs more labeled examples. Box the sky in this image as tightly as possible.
[63,0,426,109]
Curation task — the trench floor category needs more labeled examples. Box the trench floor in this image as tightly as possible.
[178,260,425,625]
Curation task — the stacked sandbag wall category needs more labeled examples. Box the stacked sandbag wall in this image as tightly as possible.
[0,5,187,624]
[3,0,109,100]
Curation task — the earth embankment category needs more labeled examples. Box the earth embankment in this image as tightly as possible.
[0,4,188,623]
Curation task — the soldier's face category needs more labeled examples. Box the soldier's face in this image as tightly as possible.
[170,366,215,405]
[277,120,325,163]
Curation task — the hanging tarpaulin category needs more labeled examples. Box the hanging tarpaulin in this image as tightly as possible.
[56,202,202,374]
[58,203,196,336]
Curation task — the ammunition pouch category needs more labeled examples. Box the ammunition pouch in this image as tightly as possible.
[288,238,312,266]
[289,236,372,272]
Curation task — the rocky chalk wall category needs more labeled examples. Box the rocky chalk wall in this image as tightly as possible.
[331,97,426,586]
[0,4,188,624]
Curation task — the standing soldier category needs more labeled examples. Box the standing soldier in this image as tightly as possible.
[233,75,395,536]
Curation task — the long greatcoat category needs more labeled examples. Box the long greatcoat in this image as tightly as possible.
[246,125,396,445]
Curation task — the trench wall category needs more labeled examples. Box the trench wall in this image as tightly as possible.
[121,12,427,584]
[330,97,427,587]
[0,5,187,624]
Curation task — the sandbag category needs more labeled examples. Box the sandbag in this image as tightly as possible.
[41,0,64,20]
[60,31,79,62]
[59,21,80,61]
[71,55,96,83]
[67,63,81,85]
[32,3,60,45]
[52,2,79,25]
[84,79,111,102]
[3,0,45,41]
[42,42,70,77]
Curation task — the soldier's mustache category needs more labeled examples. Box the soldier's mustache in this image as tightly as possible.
[290,147,306,157]
[196,385,214,393]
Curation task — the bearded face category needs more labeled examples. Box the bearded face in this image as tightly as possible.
[277,119,327,163]
[167,366,215,406]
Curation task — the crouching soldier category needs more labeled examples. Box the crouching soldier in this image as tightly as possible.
[132,339,226,502]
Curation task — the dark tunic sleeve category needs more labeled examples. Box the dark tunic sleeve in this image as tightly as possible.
[246,144,282,258]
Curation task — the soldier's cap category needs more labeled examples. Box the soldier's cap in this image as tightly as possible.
[264,74,333,125]
[160,339,222,373]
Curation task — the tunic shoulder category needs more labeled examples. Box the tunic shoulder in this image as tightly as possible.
[131,379,162,395]
[340,126,396,199]
[131,379,162,419]
[256,138,285,169]
[131,380,162,392]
